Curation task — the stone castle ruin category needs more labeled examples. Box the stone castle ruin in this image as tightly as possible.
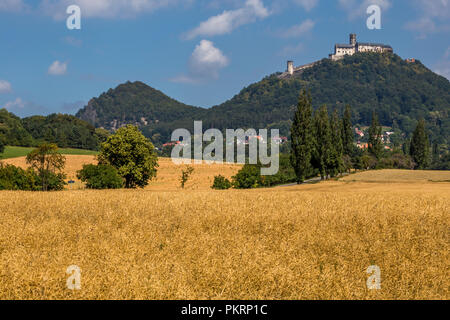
[280,33,393,78]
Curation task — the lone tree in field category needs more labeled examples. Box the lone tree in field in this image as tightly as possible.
[26,143,66,191]
[368,111,383,159]
[410,119,430,169]
[98,125,158,188]
[180,166,194,189]
[290,89,314,183]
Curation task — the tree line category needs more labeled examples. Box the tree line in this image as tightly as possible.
[289,90,439,184]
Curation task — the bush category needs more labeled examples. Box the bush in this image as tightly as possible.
[212,175,232,190]
[77,164,124,189]
[37,171,66,191]
[0,163,39,191]
[232,164,264,189]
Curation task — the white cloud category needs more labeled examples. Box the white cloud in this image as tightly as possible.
[405,0,450,38]
[339,0,391,19]
[279,43,304,56]
[172,40,229,83]
[184,0,270,39]
[48,60,68,75]
[4,97,25,110]
[0,0,28,12]
[63,36,82,47]
[434,47,450,80]
[40,0,190,20]
[279,19,315,38]
[0,80,12,93]
[292,0,319,11]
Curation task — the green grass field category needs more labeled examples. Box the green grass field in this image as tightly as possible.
[0,146,98,160]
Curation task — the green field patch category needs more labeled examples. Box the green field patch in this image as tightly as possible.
[0,146,98,159]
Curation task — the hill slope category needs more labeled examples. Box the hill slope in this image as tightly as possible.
[75,53,450,145]
[76,81,204,131]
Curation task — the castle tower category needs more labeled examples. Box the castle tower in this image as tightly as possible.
[350,33,357,46]
[287,61,294,75]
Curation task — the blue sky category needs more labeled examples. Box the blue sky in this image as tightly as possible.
[0,0,449,117]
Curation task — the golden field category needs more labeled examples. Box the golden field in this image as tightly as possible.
[0,156,449,299]
[2,155,242,191]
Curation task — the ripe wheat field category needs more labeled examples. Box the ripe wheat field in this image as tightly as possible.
[0,156,449,300]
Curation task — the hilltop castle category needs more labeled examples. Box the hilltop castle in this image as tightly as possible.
[329,33,393,61]
[281,33,393,78]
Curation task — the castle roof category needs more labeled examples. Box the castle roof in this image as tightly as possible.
[357,42,392,48]
[336,44,354,48]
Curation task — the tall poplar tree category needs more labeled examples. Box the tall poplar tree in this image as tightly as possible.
[313,105,332,180]
[330,109,344,177]
[368,111,383,159]
[341,105,354,156]
[290,90,314,183]
[410,119,430,169]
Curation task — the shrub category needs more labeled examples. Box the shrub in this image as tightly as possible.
[211,175,232,190]
[37,171,66,191]
[180,166,194,189]
[0,163,39,191]
[232,164,264,189]
[77,164,124,189]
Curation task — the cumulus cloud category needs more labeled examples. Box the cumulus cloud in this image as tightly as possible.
[404,0,450,38]
[48,60,67,75]
[279,43,304,57]
[0,80,12,93]
[4,97,25,110]
[292,0,319,11]
[338,0,391,19]
[279,19,315,38]
[184,0,270,40]
[39,0,189,20]
[171,40,229,83]
[434,47,450,80]
[1,97,48,117]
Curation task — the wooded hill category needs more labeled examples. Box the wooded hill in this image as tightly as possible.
[76,52,450,147]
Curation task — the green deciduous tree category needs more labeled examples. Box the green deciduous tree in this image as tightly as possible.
[98,125,158,188]
[290,90,314,183]
[232,164,264,189]
[77,164,124,189]
[410,119,430,169]
[26,143,66,191]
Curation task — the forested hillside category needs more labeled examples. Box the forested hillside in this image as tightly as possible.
[0,110,103,150]
[76,81,204,130]
[75,53,449,147]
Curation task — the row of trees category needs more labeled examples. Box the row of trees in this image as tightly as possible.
[290,90,353,183]
[290,89,436,184]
